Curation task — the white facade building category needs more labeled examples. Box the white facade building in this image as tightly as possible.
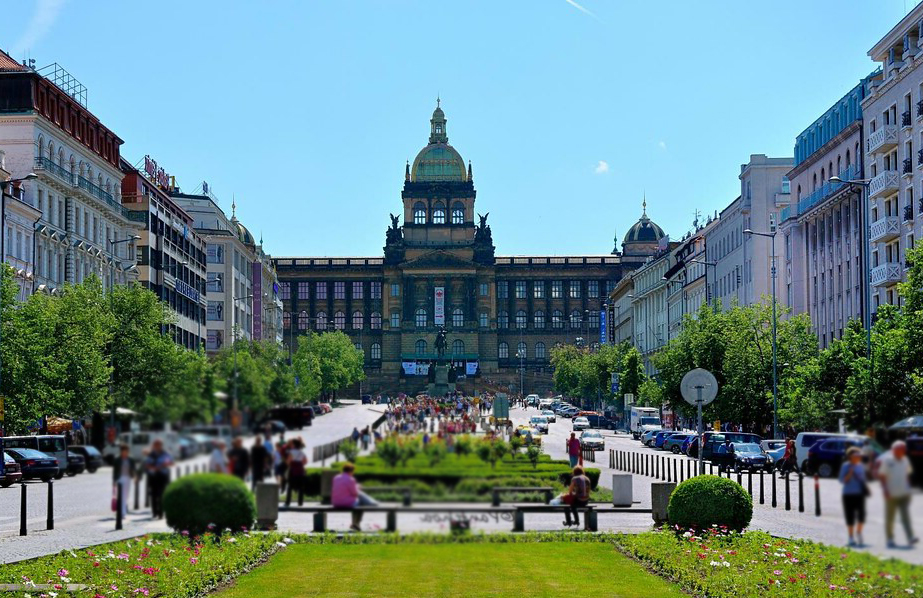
[861,5,923,313]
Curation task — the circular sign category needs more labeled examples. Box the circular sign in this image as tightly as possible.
[680,368,718,406]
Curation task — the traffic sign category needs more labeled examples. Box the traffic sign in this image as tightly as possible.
[680,368,718,406]
[610,372,619,393]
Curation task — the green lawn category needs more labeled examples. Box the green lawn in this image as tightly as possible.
[218,542,685,597]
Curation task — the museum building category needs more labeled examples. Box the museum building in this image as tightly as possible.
[273,103,661,395]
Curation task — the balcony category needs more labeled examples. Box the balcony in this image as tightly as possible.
[917,99,923,118]
[867,124,899,155]
[905,204,915,222]
[869,170,899,199]
[904,158,914,175]
[903,110,913,127]
[918,148,923,167]
[792,165,857,217]
[33,156,74,186]
[871,262,903,287]
[870,216,901,243]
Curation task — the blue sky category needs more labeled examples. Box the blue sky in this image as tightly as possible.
[3,1,913,257]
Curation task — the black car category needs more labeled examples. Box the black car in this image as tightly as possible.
[65,451,86,476]
[5,448,59,482]
[1,452,23,487]
[252,419,287,436]
[585,414,617,430]
[361,395,372,405]
[67,445,103,473]
[731,443,772,472]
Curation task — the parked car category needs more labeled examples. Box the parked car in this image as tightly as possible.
[681,435,696,455]
[580,430,605,451]
[761,439,787,452]
[252,419,287,436]
[541,410,557,423]
[187,433,217,453]
[361,395,372,405]
[515,426,542,446]
[266,407,314,429]
[185,425,233,446]
[3,435,68,478]
[640,428,663,447]
[766,445,786,467]
[5,448,59,482]
[663,433,693,454]
[806,438,875,478]
[794,432,865,473]
[67,445,104,473]
[530,416,550,434]
[654,431,678,449]
[103,431,181,465]
[585,414,617,430]
[1,452,23,487]
[65,450,86,476]
[572,416,590,431]
[730,443,772,472]
[177,436,198,460]
[319,403,333,414]
[310,405,324,416]
[687,432,762,459]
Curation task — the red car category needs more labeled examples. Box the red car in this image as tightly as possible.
[1,452,23,487]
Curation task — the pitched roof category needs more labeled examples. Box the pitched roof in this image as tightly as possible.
[0,49,27,72]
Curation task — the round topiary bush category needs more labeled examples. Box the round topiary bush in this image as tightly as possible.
[163,473,255,535]
[667,475,752,531]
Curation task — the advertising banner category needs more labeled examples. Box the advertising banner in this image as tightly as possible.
[252,262,263,341]
[466,362,479,376]
[600,309,607,345]
[434,287,445,326]
[402,362,417,375]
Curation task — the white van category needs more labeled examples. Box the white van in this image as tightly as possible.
[3,435,68,478]
[103,431,181,463]
[794,432,865,471]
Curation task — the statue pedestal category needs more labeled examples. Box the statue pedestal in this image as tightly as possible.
[427,362,453,397]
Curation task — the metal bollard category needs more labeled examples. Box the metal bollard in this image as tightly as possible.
[814,474,821,516]
[736,469,742,485]
[46,480,54,530]
[674,459,678,484]
[134,476,141,511]
[798,474,805,513]
[145,475,151,508]
[748,469,753,496]
[687,460,692,479]
[116,482,123,531]
[20,483,27,536]
[785,474,791,511]
[759,471,764,505]
[772,471,777,508]
[709,462,714,475]
[666,457,671,483]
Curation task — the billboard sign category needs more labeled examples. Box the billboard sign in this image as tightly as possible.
[434,287,445,326]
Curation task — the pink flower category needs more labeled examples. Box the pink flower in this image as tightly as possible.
[93,562,100,567]
[774,570,783,575]
[132,588,150,596]
[57,569,68,577]
[110,585,119,591]
[190,558,198,564]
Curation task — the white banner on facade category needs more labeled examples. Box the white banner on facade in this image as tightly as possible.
[402,362,417,375]
[434,287,445,326]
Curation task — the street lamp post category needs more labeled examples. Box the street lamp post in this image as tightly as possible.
[743,228,779,440]
[0,173,37,475]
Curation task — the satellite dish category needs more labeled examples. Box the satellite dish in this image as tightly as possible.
[680,368,718,406]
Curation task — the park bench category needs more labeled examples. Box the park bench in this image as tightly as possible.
[361,485,413,506]
[491,486,555,506]
[511,504,654,532]
[278,504,517,533]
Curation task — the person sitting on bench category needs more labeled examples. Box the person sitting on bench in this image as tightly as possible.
[564,465,591,529]
[331,462,378,532]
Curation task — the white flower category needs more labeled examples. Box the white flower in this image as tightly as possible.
[906,590,915,595]
[722,562,730,568]
[283,537,294,544]
[227,537,237,543]
[710,561,721,567]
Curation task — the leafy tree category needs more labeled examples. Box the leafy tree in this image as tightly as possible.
[293,331,363,402]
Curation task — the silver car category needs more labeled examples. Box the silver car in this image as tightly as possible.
[541,409,556,423]
[573,416,590,431]
[580,430,605,450]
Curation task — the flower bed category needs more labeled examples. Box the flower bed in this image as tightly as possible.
[0,531,284,597]
[616,528,923,597]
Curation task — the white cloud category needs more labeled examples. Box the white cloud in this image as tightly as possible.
[658,141,667,150]
[12,0,67,57]
[564,0,602,22]
[594,160,609,174]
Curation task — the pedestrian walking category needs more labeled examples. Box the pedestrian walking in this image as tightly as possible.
[287,438,308,497]
[563,465,591,529]
[112,444,135,518]
[567,432,581,468]
[273,440,287,488]
[331,462,378,532]
[251,435,269,486]
[208,440,228,473]
[839,446,868,546]
[144,439,173,519]
[228,437,250,481]
[878,440,918,548]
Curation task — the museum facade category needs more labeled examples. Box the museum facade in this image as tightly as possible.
[273,103,661,395]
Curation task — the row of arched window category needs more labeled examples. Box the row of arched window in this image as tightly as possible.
[412,201,465,225]
[353,342,382,360]
[283,308,599,331]
[413,339,467,356]
[36,135,116,196]
[498,341,547,360]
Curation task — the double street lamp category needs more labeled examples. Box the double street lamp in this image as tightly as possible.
[743,228,779,441]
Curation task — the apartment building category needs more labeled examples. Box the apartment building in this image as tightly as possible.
[861,4,923,312]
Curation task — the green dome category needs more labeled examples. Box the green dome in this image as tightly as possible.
[411,143,466,182]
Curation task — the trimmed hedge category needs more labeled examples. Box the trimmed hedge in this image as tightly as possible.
[164,473,256,535]
[667,475,752,531]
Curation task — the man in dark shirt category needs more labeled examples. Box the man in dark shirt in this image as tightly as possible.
[250,435,268,487]
[227,437,250,481]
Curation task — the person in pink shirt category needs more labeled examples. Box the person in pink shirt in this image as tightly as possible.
[331,462,377,532]
[567,432,582,468]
